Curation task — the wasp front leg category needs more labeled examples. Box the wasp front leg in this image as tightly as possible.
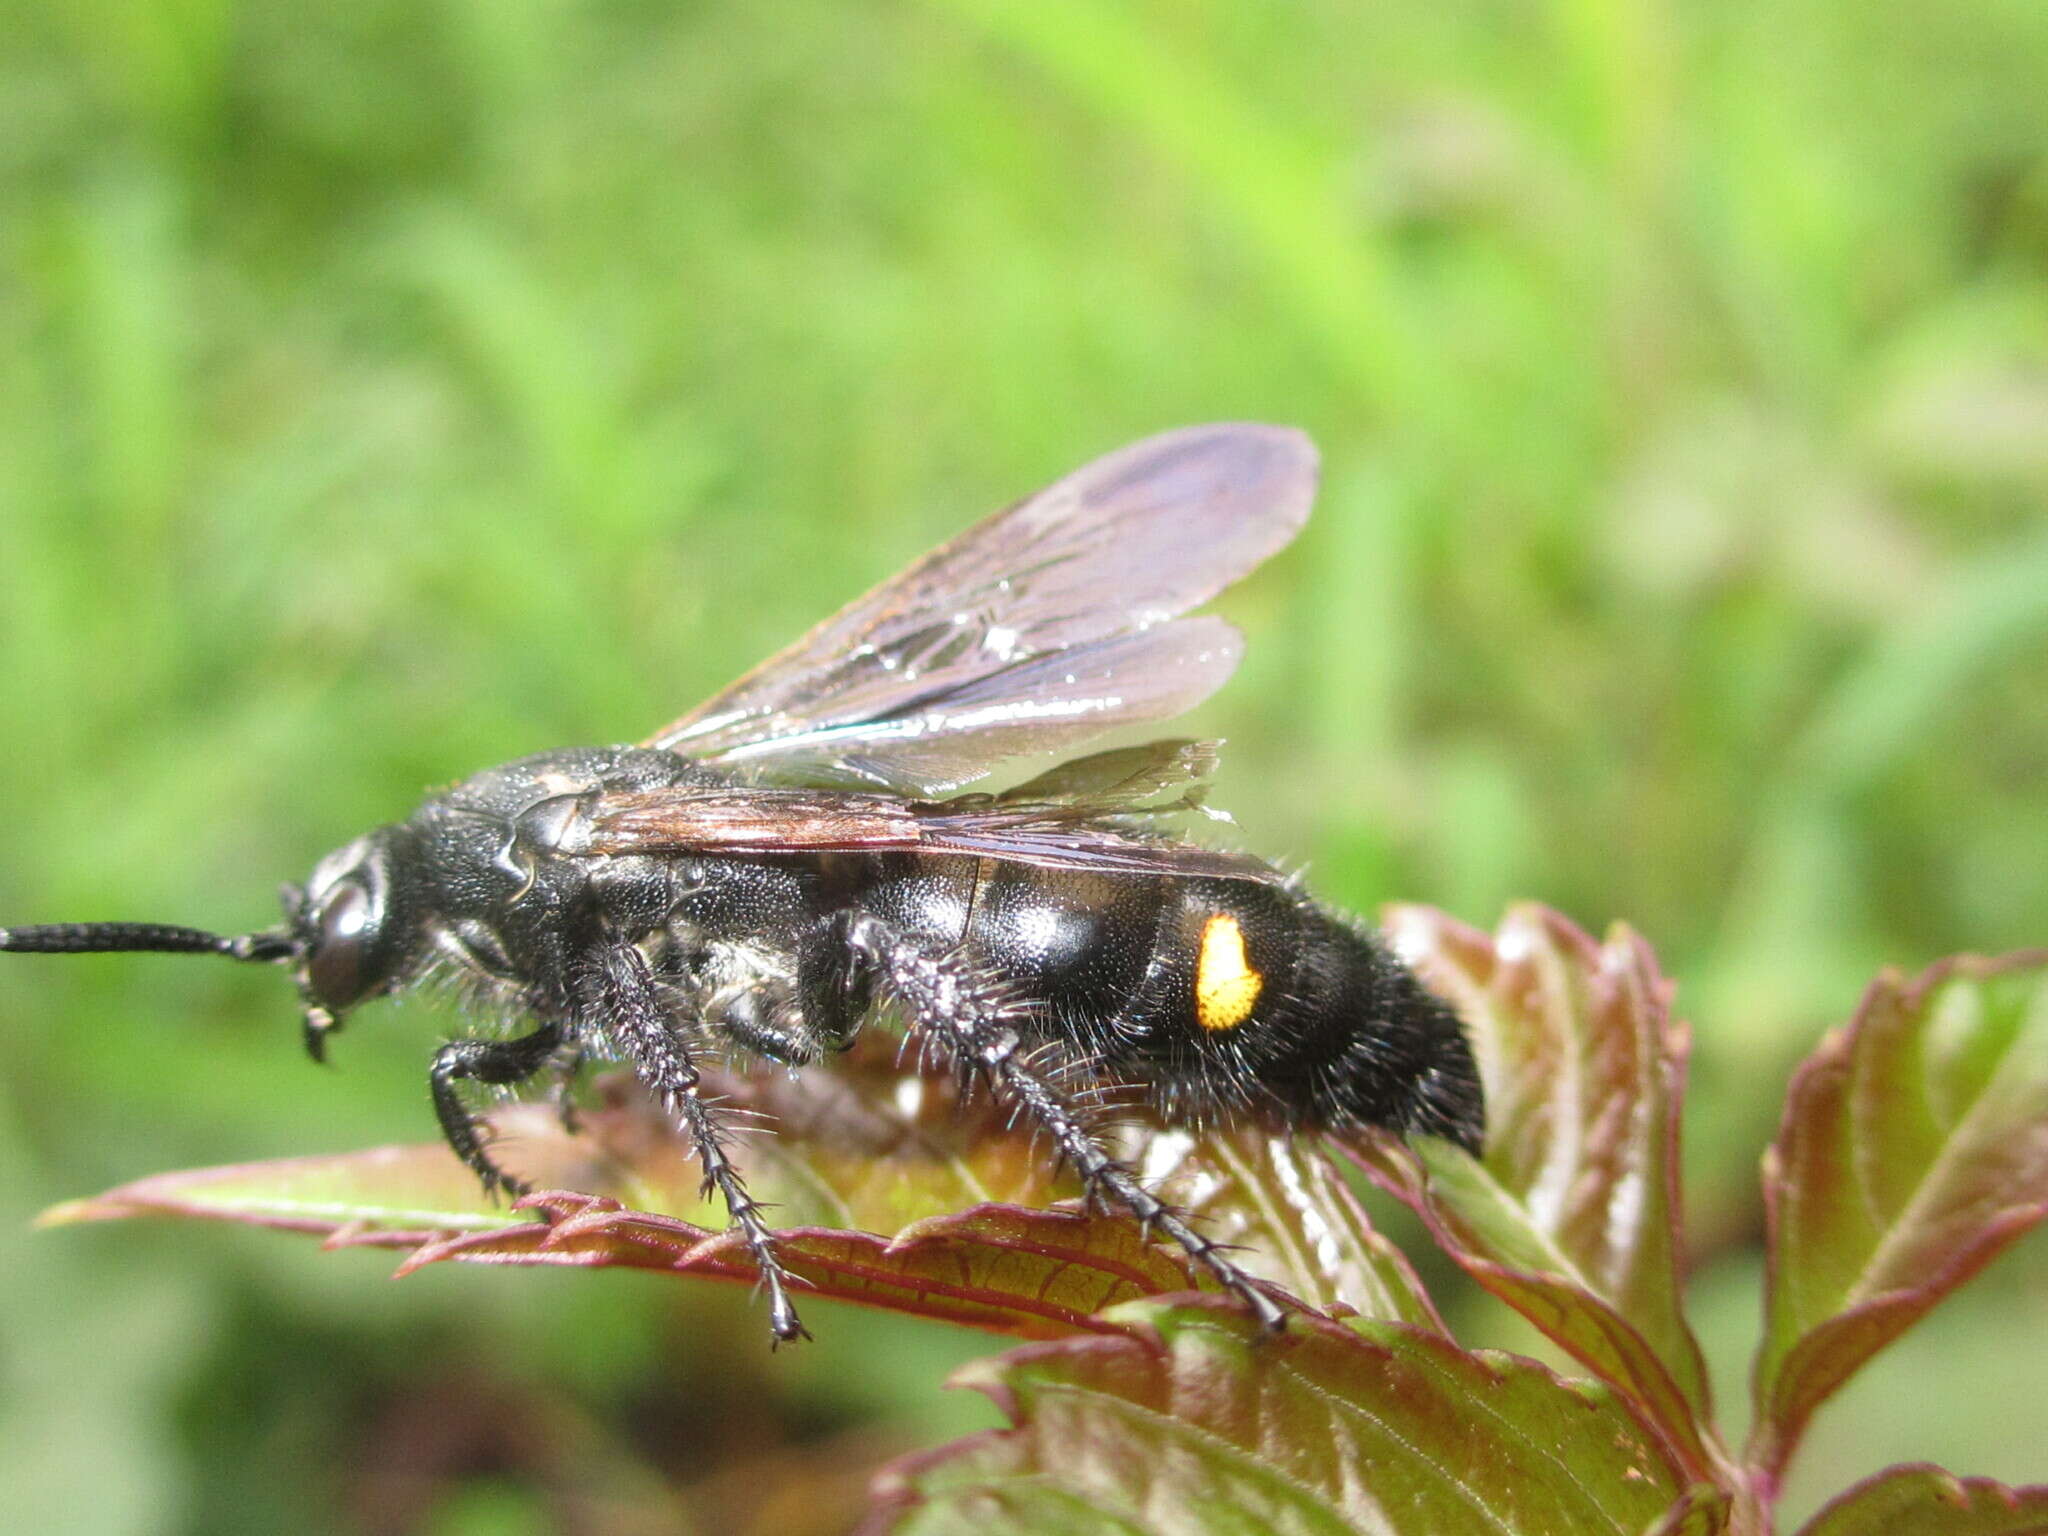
[429,1022,565,1199]
[580,941,809,1344]
[835,912,1288,1333]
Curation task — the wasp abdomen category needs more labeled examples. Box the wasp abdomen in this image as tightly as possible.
[854,857,1483,1152]
[1093,876,1481,1149]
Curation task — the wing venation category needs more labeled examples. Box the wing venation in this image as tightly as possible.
[644,423,1316,793]
[580,740,1279,883]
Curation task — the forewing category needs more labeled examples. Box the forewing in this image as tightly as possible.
[646,423,1316,792]
[581,769,1280,884]
[700,617,1242,793]
[582,787,927,854]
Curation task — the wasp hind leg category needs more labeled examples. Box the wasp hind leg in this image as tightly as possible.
[584,941,810,1345]
[429,1022,565,1200]
[837,912,1288,1333]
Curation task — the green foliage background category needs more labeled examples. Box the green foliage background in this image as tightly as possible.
[3,2,2046,1531]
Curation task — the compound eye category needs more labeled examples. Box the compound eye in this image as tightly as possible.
[306,882,375,1009]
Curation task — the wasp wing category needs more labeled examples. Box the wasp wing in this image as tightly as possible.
[645,423,1316,793]
[691,619,1243,798]
[582,741,1280,884]
[907,820,1275,882]
[985,737,1221,807]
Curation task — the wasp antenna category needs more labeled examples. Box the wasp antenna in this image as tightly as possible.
[0,922,294,962]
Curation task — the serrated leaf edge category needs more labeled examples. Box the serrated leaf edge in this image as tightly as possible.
[1750,950,2048,1478]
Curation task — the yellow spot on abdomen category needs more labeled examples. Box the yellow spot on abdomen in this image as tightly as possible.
[1195,913,1263,1031]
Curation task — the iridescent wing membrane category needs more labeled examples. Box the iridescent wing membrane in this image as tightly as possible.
[598,424,1317,880]
[646,424,1316,792]
[588,739,1275,881]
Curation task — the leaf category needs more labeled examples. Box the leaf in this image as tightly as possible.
[1143,1125,1448,1335]
[1352,904,1716,1477]
[1750,951,2048,1478]
[861,1297,1708,1536]
[1638,1484,1732,1536]
[45,1044,1206,1338]
[43,1031,1443,1339]
[1793,1464,2048,1536]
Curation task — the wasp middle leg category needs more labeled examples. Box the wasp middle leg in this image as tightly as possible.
[583,941,810,1344]
[835,911,1287,1332]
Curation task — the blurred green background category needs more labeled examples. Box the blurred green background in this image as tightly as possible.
[4,1,2047,1531]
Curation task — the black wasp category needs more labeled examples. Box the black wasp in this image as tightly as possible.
[3,424,1483,1342]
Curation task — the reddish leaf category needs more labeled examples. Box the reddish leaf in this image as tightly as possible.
[1145,1125,1448,1334]
[861,1297,1709,1536]
[1793,1465,2048,1536]
[1353,904,1716,1477]
[1750,951,2048,1479]
[44,1038,1064,1233]
[1640,1484,1733,1536]
[403,1194,1208,1338]
[43,1046,1210,1339]
[44,1030,1447,1338]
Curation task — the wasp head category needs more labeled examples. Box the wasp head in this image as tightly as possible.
[285,826,424,1062]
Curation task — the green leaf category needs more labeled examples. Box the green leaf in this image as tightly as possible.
[1750,951,2048,1478]
[861,1298,1707,1536]
[1353,904,1716,1477]
[1793,1465,2048,1536]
